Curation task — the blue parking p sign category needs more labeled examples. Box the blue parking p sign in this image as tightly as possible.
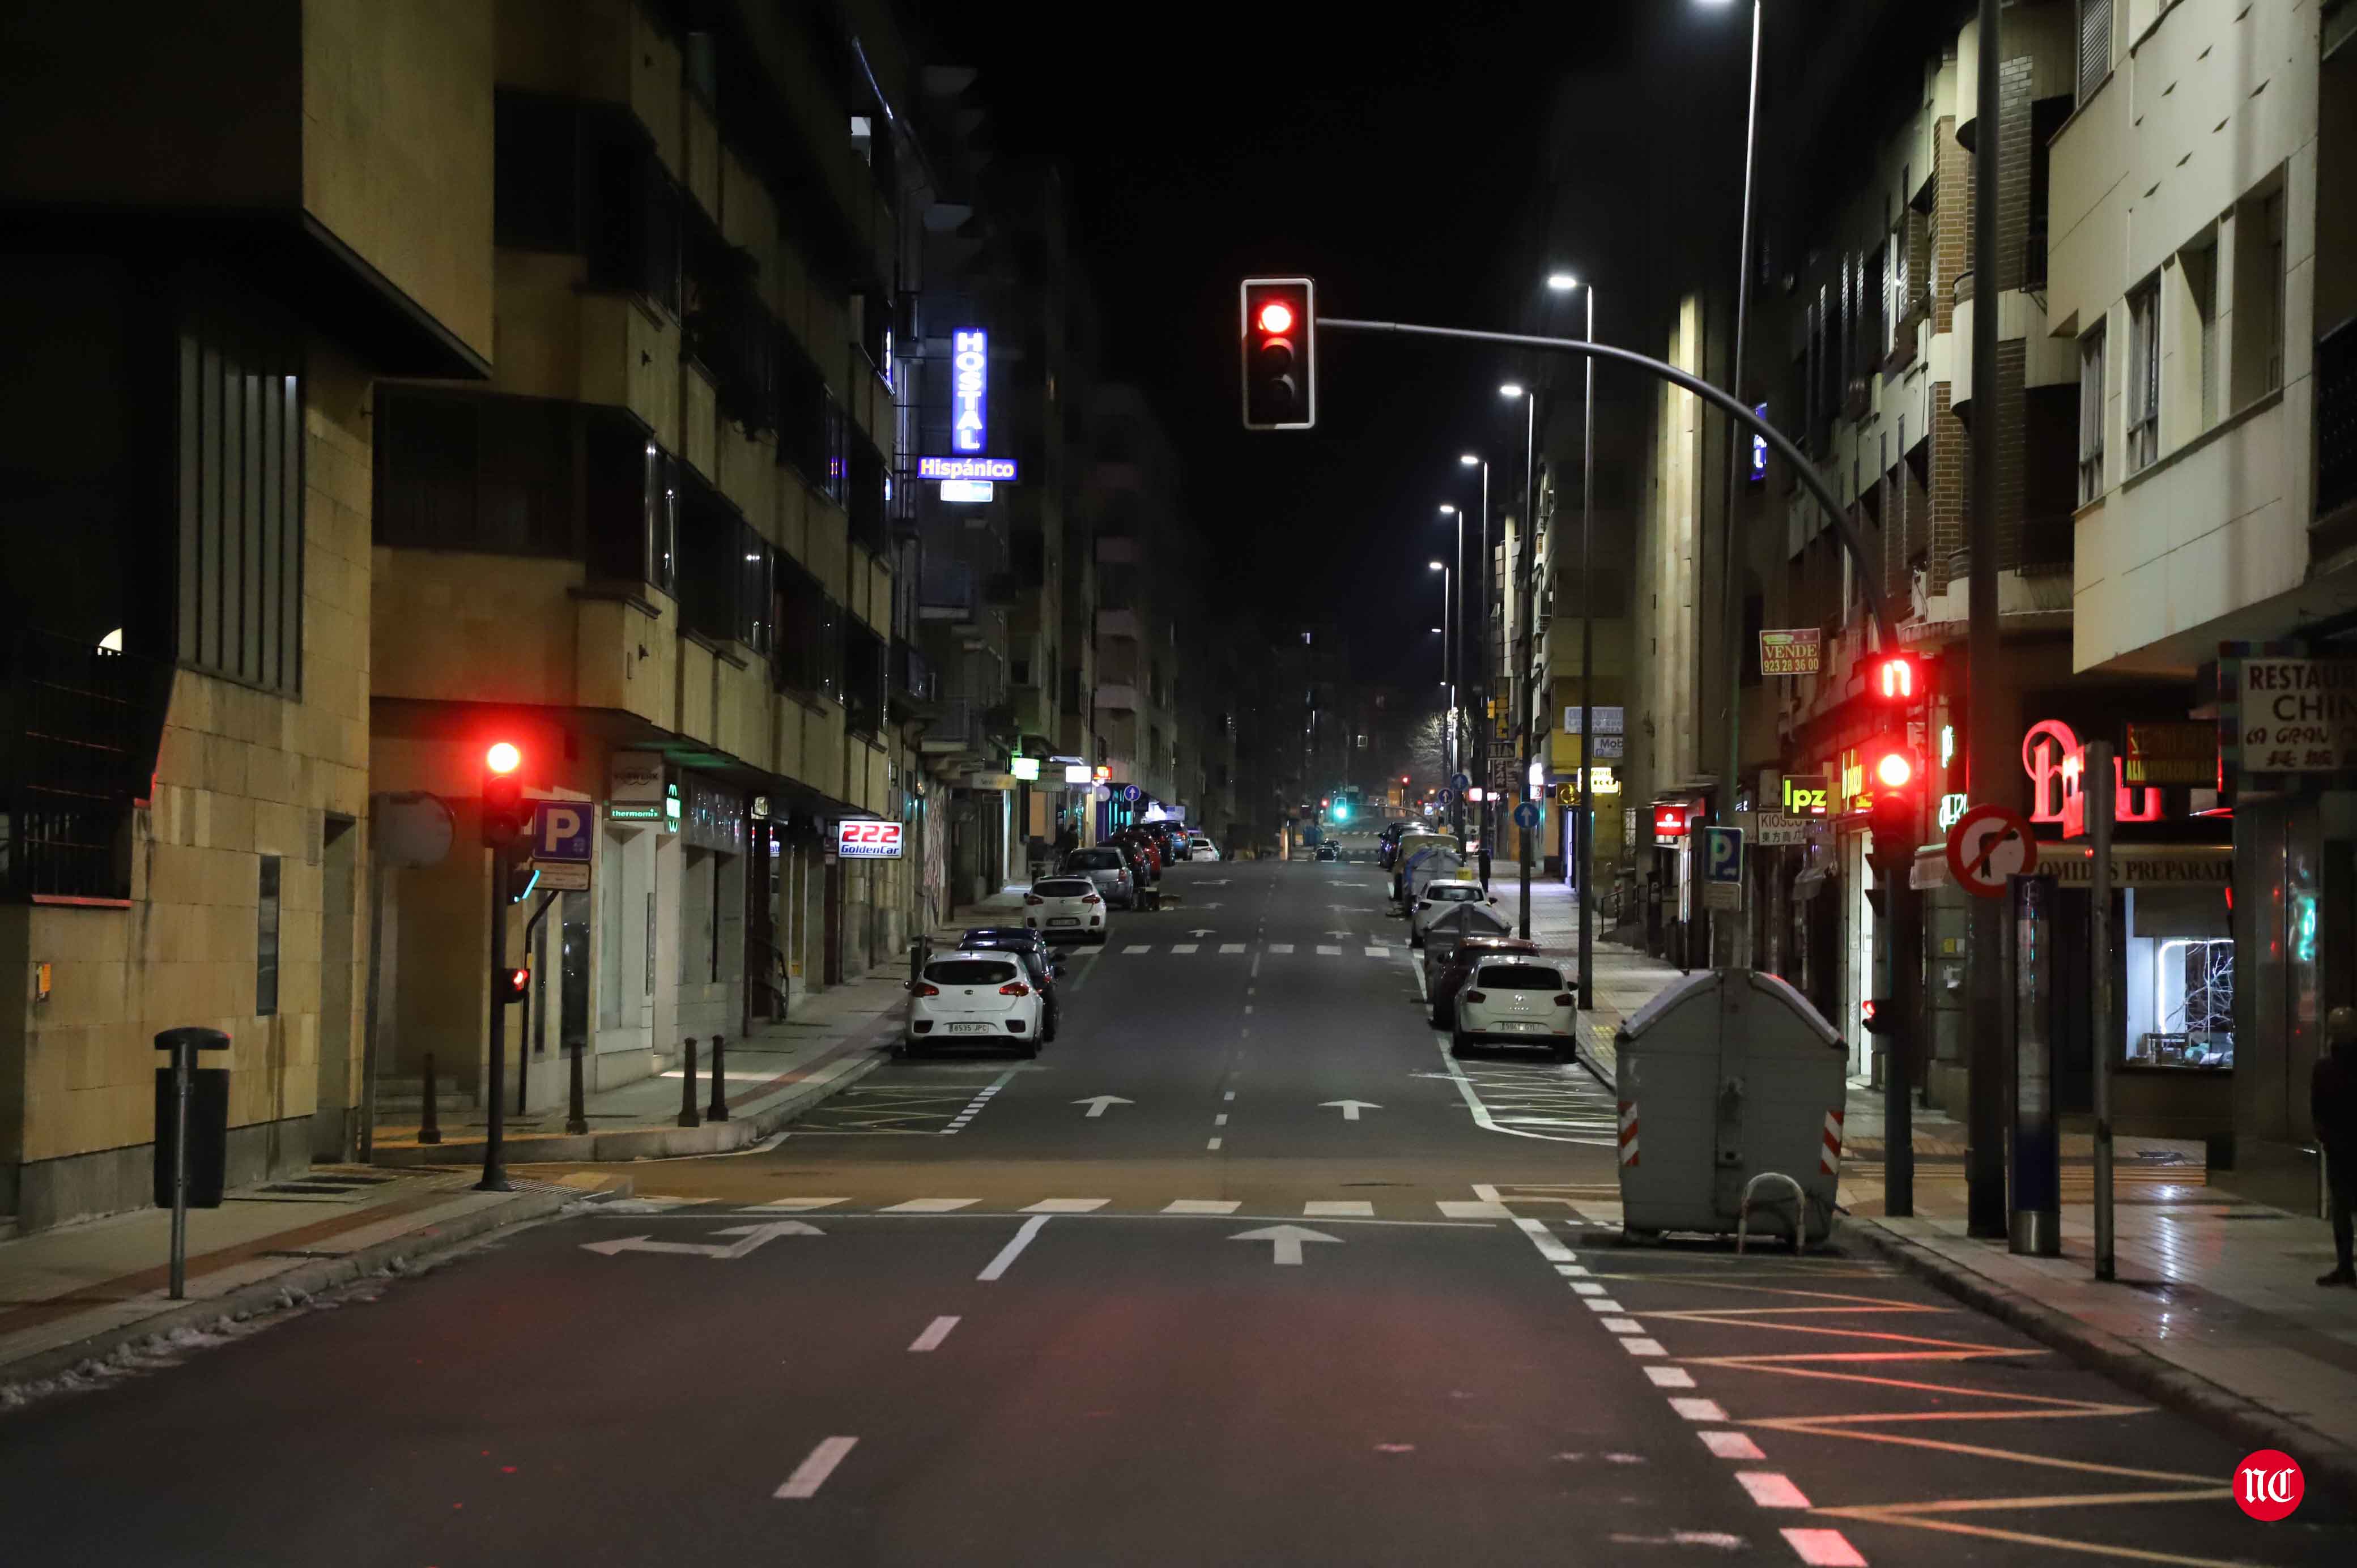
[1701,826,1743,883]
[529,801,594,889]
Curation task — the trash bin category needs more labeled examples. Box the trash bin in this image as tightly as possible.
[1612,968,1847,1246]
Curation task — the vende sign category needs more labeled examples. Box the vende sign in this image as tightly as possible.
[836,820,904,859]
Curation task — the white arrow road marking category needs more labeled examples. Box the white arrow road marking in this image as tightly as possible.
[977,1214,1052,1281]
[1229,1224,1342,1266]
[1318,1099,1382,1121]
[1186,928,1216,938]
[775,1436,858,1499]
[580,1220,820,1260]
[1072,1095,1134,1118]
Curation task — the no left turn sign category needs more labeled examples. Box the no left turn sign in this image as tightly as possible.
[1944,804,2039,898]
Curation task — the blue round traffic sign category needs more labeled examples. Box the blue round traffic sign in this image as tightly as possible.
[1436,789,1455,807]
[1120,784,1142,803]
[1513,800,1542,831]
[1450,772,1471,792]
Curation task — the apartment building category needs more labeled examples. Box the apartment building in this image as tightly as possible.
[0,2,495,1227]
[2052,0,2355,1200]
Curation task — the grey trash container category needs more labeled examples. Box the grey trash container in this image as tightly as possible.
[1612,968,1848,1245]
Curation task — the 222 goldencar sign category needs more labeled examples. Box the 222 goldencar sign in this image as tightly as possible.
[836,820,905,859]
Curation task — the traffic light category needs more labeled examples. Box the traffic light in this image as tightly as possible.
[482,740,527,847]
[1866,652,1923,706]
[1241,277,1316,429]
[1861,998,1900,1036]
[1333,799,1351,822]
[496,965,530,1005]
[1864,733,1922,874]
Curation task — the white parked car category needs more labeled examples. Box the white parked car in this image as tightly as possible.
[1024,875,1110,944]
[1409,877,1497,947]
[905,955,1043,1056]
[1186,834,1221,862]
[1451,958,1577,1059]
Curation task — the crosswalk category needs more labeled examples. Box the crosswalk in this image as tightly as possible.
[1111,941,1402,958]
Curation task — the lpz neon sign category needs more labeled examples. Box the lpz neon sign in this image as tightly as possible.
[952,330,987,453]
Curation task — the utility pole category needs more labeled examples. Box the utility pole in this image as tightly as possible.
[1517,390,1539,939]
[1964,0,2009,1238]
[1714,0,1764,972]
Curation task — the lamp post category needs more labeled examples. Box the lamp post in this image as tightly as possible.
[1458,452,1490,811]
[1429,561,1460,842]
[1700,0,1764,969]
[1500,380,1538,939]
[1545,271,1599,1008]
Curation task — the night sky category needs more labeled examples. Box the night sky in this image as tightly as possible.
[920,3,1755,683]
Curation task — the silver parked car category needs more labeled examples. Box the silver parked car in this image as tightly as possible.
[1059,846,1137,909]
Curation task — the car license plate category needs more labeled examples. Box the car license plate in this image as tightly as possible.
[1049,916,1080,926]
[1504,1021,1547,1034]
[948,1022,994,1034]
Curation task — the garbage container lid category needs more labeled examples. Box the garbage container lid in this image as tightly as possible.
[154,1026,232,1051]
[1614,967,1843,1050]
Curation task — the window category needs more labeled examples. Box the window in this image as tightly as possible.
[583,417,676,594]
[2078,325,2107,504]
[775,556,843,702]
[256,854,281,1016]
[2077,0,2113,104]
[2184,238,2220,431]
[680,848,713,985]
[177,290,303,694]
[2126,280,2161,473]
[844,623,886,738]
[2231,185,2287,408]
[376,390,577,560]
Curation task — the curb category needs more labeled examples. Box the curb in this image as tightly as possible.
[0,1172,631,1393]
[371,1017,900,1168]
[1832,1214,2357,1500]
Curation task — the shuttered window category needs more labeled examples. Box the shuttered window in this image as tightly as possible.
[176,295,303,695]
[2078,0,2113,104]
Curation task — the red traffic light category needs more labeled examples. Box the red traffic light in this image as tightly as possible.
[1873,748,1916,790]
[486,740,522,775]
[1868,654,1921,704]
[1241,277,1316,430]
[482,740,528,848]
[498,965,530,1003]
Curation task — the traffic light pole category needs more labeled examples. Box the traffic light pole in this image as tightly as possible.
[1314,318,1903,682]
[479,839,511,1193]
[1516,387,1538,940]
[1884,813,1921,1218]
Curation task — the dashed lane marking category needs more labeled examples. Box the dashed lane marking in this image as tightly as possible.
[1163,1199,1240,1214]
[1701,1431,1767,1461]
[1316,944,1343,955]
[1171,943,1199,954]
[1269,943,1295,954]
[1435,1200,1512,1219]
[1644,1367,1696,1388]
[1670,1397,1731,1422]
[976,1215,1050,1281]
[775,1437,858,1499]
[1020,1198,1109,1213]
[1220,943,1247,953]
[908,1316,959,1352]
[1736,1472,1813,1509]
[1303,1200,1375,1217]
[882,1198,978,1213]
[1780,1527,1869,1567]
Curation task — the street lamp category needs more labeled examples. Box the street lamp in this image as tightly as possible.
[1699,0,1764,971]
[1430,559,1461,841]
[1457,452,1489,811]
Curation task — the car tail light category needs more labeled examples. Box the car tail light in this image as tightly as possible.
[1463,991,1487,1004]
[1007,1019,1027,1033]
[1082,894,1101,905]
[1554,994,1576,1007]
[1026,894,1044,906]
[999,981,1032,996]
[913,983,940,997]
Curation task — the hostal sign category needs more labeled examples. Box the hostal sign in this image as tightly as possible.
[951,329,988,454]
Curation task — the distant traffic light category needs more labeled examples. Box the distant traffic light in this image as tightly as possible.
[1333,800,1350,822]
[496,965,530,1005]
[1867,652,1923,705]
[1241,277,1316,429]
[482,740,527,847]
[1861,998,1900,1036]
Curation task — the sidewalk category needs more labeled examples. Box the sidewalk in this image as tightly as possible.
[0,1165,626,1393]
[1528,911,2357,1489]
[372,968,913,1166]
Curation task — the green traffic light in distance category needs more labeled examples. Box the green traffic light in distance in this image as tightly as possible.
[1333,801,1349,821]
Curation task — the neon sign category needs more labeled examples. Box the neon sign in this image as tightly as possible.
[2022,719,2163,834]
[919,456,1018,482]
[952,329,987,453]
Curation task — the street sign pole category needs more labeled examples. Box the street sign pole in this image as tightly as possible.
[480,838,512,1193]
[2089,739,2117,1280]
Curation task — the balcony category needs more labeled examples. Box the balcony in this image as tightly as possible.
[1095,682,1140,713]
[2,630,173,903]
[920,698,984,755]
[1097,606,1142,641]
[918,559,981,626]
[894,640,938,703]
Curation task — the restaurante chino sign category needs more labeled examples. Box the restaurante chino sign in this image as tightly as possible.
[2219,651,2357,778]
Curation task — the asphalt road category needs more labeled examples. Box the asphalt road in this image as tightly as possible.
[5,858,2352,1565]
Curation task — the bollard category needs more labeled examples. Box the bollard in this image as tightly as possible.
[564,1040,588,1136]
[707,1033,730,1122]
[678,1038,701,1128]
[418,1051,443,1144]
